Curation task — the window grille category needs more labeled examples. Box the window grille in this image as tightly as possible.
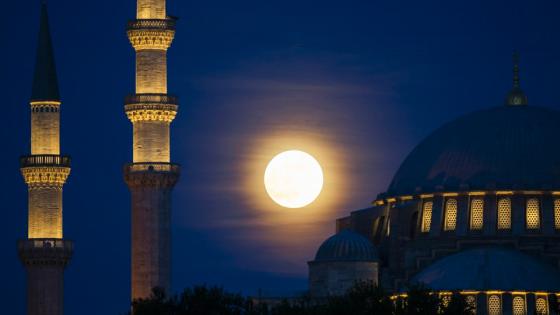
[512,296,526,315]
[470,198,484,230]
[444,198,458,231]
[526,198,541,230]
[421,201,433,233]
[466,295,476,314]
[555,199,560,230]
[536,297,548,315]
[497,198,512,230]
[488,295,502,315]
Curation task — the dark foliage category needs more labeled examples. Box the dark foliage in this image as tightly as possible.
[127,283,474,315]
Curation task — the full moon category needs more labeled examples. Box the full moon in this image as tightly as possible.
[264,150,324,208]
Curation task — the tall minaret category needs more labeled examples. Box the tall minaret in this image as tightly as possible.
[124,0,180,300]
[18,3,73,315]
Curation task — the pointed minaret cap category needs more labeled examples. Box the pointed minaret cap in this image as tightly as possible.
[505,52,528,106]
[31,1,60,102]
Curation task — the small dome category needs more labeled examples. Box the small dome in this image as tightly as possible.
[314,230,378,262]
[411,247,560,292]
[387,106,560,196]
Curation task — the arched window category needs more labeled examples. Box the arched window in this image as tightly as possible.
[497,197,512,230]
[470,198,484,231]
[465,295,477,314]
[444,198,458,231]
[526,198,541,230]
[554,199,560,230]
[488,295,502,315]
[512,296,526,315]
[536,296,548,315]
[421,201,433,233]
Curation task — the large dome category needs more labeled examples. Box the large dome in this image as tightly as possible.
[314,230,378,262]
[387,105,560,196]
[411,247,560,292]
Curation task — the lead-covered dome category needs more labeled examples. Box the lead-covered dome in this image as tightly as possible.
[387,106,560,196]
[411,247,560,292]
[314,230,378,262]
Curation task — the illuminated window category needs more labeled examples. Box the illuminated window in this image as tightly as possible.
[536,296,548,315]
[526,198,541,230]
[497,197,512,230]
[488,295,502,315]
[465,295,477,313]
[512,296,526,315]
[444,198,458,231]
[470,198,484,230]
[421,201,433,233]
[555,199,560,230]
[441,294,451,308]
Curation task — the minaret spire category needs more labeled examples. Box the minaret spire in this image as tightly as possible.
[505,52,528,106]
[31,1,60,101]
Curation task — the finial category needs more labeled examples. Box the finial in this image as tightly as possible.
[505,52,528,106]
[512,52,520,89]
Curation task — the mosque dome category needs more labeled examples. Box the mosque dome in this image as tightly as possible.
[387,105,560,196]
[314,230,379,262]
[411,247,560,292]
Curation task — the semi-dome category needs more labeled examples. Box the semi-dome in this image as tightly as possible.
[314,230,378,262]
[387,105,560,196]
[411,247,560,292]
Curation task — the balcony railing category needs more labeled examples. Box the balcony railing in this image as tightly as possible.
[124,162,180,173]
[20,155,71,168]
[18,239,74,251]
[127,19,176,31]
[125,93,179,106]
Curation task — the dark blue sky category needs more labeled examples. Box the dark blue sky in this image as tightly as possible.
[2,0,560,314]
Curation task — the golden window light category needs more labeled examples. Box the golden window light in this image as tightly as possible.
[465,295,477,314]
[536,297,548,315]
[444,198,458,231]
[526,198,541,230]
[512,296,526,315]
[497,197,512,230]
[421,201,433,233]
[488,295,502,315]
[470,198,484,231]
[554,199,560,230]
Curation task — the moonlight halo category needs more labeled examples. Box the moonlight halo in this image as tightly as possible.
[264,150,324,208]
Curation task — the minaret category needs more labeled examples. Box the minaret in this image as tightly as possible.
[505,52,528,106]
[124,0,180,300]
[18,3,73,315]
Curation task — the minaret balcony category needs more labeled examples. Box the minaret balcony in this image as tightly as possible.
[18,238,74,266]
[125,94,178,123]
[124,162,180,189]
[127,19,176,51]
[20,155,71,187]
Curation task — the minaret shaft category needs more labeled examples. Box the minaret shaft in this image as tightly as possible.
[31,103,60,155]
[126,0,179,301]
[137,0,166,19]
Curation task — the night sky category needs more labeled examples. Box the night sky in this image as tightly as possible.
[2,0,560,314]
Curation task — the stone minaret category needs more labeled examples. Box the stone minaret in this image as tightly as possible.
[18,3,73,315]
[124,0,180,300]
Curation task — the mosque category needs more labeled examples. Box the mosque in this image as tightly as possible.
[308,58,560,314]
